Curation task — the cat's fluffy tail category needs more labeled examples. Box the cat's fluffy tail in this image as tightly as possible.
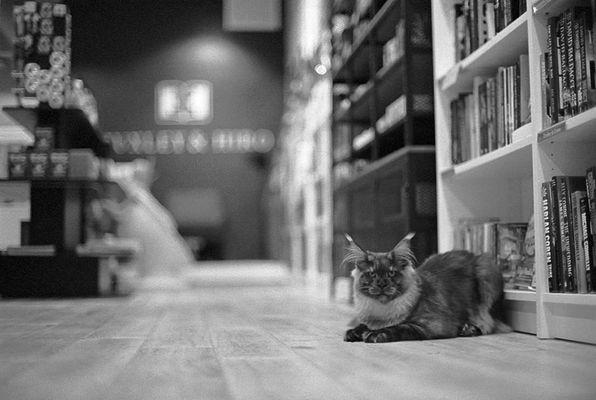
[492,319,513,334]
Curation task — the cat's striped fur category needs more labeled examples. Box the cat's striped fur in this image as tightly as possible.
[343,233,511,343]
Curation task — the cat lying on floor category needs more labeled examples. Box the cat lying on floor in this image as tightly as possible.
[343,233,511,343]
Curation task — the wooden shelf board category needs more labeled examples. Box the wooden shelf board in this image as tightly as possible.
[438,13,528,96]
[370,0,401,42]
[332,0,401,82]
[441,128,533,180]
[505,290,536,302]
[335,145,435,192]
[532,0,586,18]
[2,107,38,136]
[376,58,405,111]
[543,293,596,306]
[0,124,34,144]
[538,107,596,143]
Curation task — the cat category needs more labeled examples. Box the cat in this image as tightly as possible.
[342,233,511,343]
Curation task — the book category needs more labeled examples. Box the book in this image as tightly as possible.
[518,54,530,126]
[571,190,588,293]
[542,181,559,292]
[454,219,528,290]
[497,223,528,290]
[580,196,594,293]
[586,166,596,291]
[547,16,560,125]
[6,245,56,257]
[553,175,585,292]
[513,215,535,291]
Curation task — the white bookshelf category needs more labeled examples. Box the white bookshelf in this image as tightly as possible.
[432,0,596,344]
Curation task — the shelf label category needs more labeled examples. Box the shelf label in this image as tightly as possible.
[538,121,566,142]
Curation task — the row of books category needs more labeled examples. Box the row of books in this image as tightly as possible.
[333,159,369,188]
[454,219,534,291]
[333,124,351,163]
[7,149,99,180]
[542,6,596,127]
[450,55,530,164]
[542,168,596,293]
[454,0,526,62]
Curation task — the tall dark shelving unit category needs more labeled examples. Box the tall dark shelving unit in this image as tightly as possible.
[0,107,126,298]
[330,0,437,296]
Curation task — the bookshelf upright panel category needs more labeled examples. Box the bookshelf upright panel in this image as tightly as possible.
[432,0,596,343]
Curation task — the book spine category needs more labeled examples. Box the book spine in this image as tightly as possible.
[478,0,488,47]
[511,61,521,130]
[565,8,578,116]
[580,197,593,293]
[486,0,496,39]
[584,8,596,108]
[519,54,530,126]
[471,0,479,52]
[496,67,504,147]
[451,99,459,164]
[555,176,575,292]
[586,166,596,291]
[558,15,570,119]
[487,77,497,151]
[455,4,466,62]
[572,191,588,293]
[547,17,560,124]
[575,8,588,112]
[495,0,501,33]
[542,182,557,292]
[504,0,511,28]
[464,0,473,57]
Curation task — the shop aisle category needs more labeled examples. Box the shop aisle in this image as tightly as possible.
[1,262,595,400]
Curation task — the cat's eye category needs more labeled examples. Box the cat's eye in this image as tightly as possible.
[388,270,396,277]
[368,271,377,278]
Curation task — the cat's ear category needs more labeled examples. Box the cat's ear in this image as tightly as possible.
[388,232,416,260]
[342,233,368,271]
[393,232,415,250]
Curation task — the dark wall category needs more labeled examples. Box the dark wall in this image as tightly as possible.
[67,0,284,259]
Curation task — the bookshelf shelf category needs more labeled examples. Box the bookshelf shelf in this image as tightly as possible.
[432,0,596,344]
[331,0,436,294]
[532,0,586,18]
[439,13,528,95]
[543,293,596,305]
[505,290,537,302]
[538,107,596,143]
[336,145,436,193]
[442,133,533,180]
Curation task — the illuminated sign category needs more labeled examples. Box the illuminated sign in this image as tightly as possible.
[104,128,275,155]
[155,80,213,125]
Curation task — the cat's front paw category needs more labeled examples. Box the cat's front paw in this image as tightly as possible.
[344,324,370,342]
[344,327,364,342]
[362,329,390,343]
[458,323,482,337]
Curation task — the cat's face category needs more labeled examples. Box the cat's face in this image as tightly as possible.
[344,233,416,304]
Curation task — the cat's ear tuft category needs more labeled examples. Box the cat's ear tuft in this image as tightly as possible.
[345,233,366,254]
[391,232,415,251]
[389,232,416,265]
[341,233,367,271]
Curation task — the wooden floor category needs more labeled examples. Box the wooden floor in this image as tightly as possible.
[1,266,596,400]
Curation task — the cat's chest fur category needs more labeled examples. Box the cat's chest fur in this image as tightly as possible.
[352,269,421,330]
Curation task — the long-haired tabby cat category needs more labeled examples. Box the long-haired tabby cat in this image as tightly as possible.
[343,233,511,343]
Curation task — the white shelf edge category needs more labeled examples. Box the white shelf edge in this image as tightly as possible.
[538,106,596,143]
[543,293,596,306]
[505,289,537,302]
[440,125,533,178]
[438,13,529,91]
[532,0,587,18]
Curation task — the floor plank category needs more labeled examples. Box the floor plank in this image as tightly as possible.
[1,277,595,400]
